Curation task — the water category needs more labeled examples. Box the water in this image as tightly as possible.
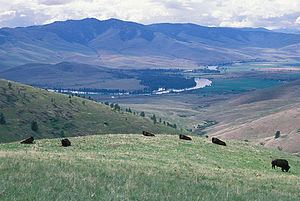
[154,78,212,95]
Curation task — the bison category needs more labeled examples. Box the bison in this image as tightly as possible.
[179,134,192,141]
[20,136,34,144]
[272,159,290,172]
[61,138,71,147]
[142,131,155,137]
[212,137,226,146]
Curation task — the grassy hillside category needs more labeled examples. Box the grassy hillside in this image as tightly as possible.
[205,81,300,154]
[0,79,178,143]
[0,134,300,200]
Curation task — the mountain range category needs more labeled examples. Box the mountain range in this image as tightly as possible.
[1,18,300,69]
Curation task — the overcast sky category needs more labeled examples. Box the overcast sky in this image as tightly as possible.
[0,0,299,29]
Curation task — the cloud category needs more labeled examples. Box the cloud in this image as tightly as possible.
[0,10,16,18]
[37,0,77,5]
[0,0,299,29]
[296,16,300,24]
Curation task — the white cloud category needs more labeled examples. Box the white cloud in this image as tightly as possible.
[0,0,299,29]
[37,0,77,5]
[296,16,300,24]
[0,10,16,18]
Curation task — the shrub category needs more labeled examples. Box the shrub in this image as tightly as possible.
[31,121,38,132]
[275,131,280,139]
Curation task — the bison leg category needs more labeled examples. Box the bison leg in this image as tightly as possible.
[281,168,285,172]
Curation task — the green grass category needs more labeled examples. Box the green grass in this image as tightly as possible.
[0,79,178,143]
[196,78,282,94]
[1,134,300,200]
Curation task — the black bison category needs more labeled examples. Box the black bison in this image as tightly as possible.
[142,131,155,137]
[179,134,192,141]
[212,137,226,146]
[272,159,290,172]
[61,138,71,147]
[20,136,34,144]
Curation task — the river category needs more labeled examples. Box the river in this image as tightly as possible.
[154,78,212,95]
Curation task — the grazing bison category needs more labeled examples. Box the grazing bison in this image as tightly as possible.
[20,136,34,144]
[272,159,290,172]
[212,137,226,146]
[179,134,192,141]
[142,131,155,137]
[61,138,71,147]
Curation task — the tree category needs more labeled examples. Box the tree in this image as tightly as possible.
[31,121,38,132]
[159,118,162,124]
[114,103,121,111]
[173,123,177,129]
[0,113,6,125]
[8,82,12,89]
[140,111,145,117]
[275,131,281,139]
[151,114,157,124]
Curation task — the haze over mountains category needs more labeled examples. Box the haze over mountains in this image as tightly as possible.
[1,18,300,69]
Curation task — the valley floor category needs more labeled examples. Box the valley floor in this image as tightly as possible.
[1,134,300,201]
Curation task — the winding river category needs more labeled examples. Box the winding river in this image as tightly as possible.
[154,78,212,95]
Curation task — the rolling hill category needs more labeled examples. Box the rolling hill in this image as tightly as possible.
[1,18,300,68]
[205,80,300,154]
[0,79,178,143]
[0,62,144,90]
[0,134,299,200]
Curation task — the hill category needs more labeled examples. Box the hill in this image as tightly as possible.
[204,81,300,154]
[0,79,178,143]
[0,62,145,90]
[1,18,300,68]
[0,134,299,200]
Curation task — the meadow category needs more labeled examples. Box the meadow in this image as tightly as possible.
[1,134,300,201]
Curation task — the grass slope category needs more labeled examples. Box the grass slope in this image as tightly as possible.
[0,79,178,143]
[0,134,300,200]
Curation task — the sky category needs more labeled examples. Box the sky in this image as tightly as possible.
[0,0,299,30]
